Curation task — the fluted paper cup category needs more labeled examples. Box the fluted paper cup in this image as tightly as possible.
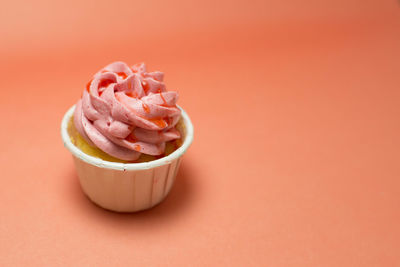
[61,105,194,212]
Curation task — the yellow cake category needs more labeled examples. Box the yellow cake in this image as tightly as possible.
[67,116,184,163]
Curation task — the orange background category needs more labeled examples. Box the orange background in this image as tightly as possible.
[1,0,400,266]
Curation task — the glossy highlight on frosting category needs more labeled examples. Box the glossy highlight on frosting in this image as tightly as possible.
[74,61,181,161]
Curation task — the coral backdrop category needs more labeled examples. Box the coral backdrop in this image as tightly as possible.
[1,0,399,266]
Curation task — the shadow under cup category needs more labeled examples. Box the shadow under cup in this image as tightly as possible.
[61,105,194,212]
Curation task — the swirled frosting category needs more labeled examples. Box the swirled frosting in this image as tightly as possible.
[73,61,181,161]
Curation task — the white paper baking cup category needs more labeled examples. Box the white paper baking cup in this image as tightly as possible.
[61,105,194,212]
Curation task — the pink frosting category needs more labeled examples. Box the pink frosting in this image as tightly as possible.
[73,61,181,160]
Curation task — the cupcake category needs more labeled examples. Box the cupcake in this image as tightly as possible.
[61,61,193,212]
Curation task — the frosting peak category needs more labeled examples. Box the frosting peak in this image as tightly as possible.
[74,61,181,160]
